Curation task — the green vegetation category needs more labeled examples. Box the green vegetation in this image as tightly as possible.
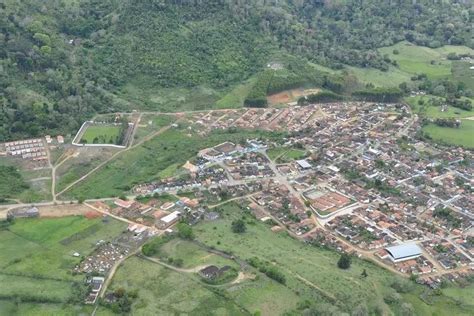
[1,0,472,141]
[231,219,247,234]
[267,147,307,163]
[191,202,472,315]
[298,91,343,105]
[422,120,474,149]
[0,166,29,200]
[406,95,474,148]
[80,125,121,145]
[102,256,245,315]
[337,253,352,270]
[156,239,238,270]
[0,216,125,313]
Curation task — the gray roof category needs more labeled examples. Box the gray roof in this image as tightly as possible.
[385,243,422,259]
[296,159,312,169]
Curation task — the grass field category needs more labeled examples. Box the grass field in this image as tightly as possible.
[452,60,474,90]
[405,95,474,148]
[267,147,307,163]
[0,216,126,311]
[134,114,177,141]
[406,95,474,119]
[347,42,474,88]
[153,238,238,270]
[379,42,474,79]
[423,120,474,149]
[101,256,246,315]
[80,125,121,144]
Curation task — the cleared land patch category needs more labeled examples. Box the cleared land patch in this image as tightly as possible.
[0,216,126,311]
[80,125,121,145]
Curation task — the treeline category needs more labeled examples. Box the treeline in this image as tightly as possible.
[352,88,403,102]
[434,118,461,128]
[247,257,286,284]
[297,91,343,105]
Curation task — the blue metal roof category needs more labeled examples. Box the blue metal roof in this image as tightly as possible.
[385,243,422,259]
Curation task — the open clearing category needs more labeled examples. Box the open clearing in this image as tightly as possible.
[423,120,474,149]
[0,216,126,313]
[80,125,121,144]
[155,238,238,270]
[267,88,320,106]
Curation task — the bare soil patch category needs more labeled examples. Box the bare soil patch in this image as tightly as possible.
[37,204,93,218]
[267,88,321,106]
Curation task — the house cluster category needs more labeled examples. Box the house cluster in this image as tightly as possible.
[224,152,274,180]
[326,214,396,250]
[1,138,47,162]
[74,242,130,274]
[422,239,472,270]
[248,179,313,236]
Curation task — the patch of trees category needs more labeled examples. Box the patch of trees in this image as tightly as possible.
[337,253,352,269]
[433,206,461,228]
[244,71,273,108]
[231,219,247,233]
[103,288,138,315]
[297,91,343,105]
[0,166,29,198]
[247,257,286,284]
[447,98,472,111]
[352,88,403,102]
[176,222,195,240]
[434,118,461,128]
[141,235,174,257]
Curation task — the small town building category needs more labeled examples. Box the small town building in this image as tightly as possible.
[385,243,422,263]
[296,159,312,170]
[156,210,181,229]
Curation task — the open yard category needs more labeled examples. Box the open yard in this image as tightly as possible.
[0,216,126,311]
[80,125,121,145]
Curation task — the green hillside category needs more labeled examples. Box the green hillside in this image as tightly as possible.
[0,0,472,141]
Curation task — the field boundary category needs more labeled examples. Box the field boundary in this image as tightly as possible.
[71,121,129,149]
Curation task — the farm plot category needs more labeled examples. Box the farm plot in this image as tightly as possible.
[0,216,126,309]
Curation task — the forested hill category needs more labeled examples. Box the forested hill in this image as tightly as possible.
[0,0,472,141]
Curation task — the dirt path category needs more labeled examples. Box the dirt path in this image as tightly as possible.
[141,255,208,273]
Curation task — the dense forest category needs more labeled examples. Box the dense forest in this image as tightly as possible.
[0,0,472,141]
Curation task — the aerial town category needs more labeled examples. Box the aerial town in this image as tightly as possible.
[1,101,473,313]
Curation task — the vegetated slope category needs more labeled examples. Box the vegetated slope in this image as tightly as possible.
[0,0,472,141]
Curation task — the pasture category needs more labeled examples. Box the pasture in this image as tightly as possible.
[156,238,238,269]
[423,120,474,149]
[379,42,474,79]
[102,256,246,315]
[0,216,126,310]
[80,125,121,145]
[192,202,473,315]
[406,95,474,119]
